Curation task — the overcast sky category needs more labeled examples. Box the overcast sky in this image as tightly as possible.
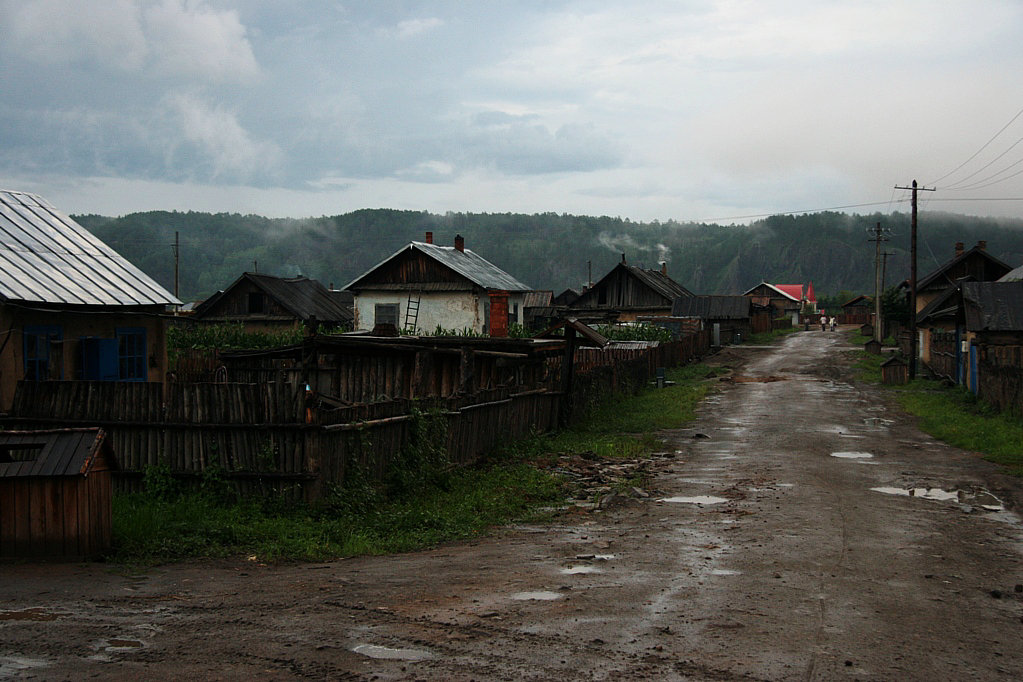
[3,0,1023,223]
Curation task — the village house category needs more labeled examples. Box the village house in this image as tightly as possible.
[671,295,756,345]
[909,240,1012,369]
[568,255,692,322]
[743,281,817,324]
[840,295,873,326]
[0,190,179,410]
[344,233,530,336]
[193,272,353,332]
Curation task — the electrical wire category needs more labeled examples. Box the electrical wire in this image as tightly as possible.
[695,199,910,224]
[927,104,1023,186]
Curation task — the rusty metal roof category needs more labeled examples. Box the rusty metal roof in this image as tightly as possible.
[345,241,530,292]
[0,190,180,307]
[961,281,1023,332]
[672,295,751,319]
[0,428,113,478]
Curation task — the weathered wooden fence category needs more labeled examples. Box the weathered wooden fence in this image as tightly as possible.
[3,330,709,500]
[977,344,1023,417]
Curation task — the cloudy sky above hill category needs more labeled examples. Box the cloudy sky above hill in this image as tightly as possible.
[2,0,1023,223]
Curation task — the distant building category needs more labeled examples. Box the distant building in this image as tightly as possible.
[743,281,816,323]
[193,272,353,332]
[569,256,692,322]
[0,190,179,410]
[344,232,530,336]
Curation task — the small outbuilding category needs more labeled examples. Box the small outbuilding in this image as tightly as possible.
[0,428,116,559]
[881,355,908,385]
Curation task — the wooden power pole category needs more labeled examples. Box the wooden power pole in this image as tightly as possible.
[868,222,888,343]
[894,180,935,379]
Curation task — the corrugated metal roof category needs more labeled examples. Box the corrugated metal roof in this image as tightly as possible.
[0,428,111,478]
[742,282,801,302]
[672,295,751,319]
[961,281,1023,332]
[0,190,180,307]
[523,290,553,307]
[345,241,530,292]
[998,264,1023,282]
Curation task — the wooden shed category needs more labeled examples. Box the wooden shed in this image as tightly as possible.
[0,428,116,559]
[881,355,908,385]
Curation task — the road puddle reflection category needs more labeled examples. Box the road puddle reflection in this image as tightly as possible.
[658,496,728,504]
[870,487,1004,510]
[560,565,602,575]
[511,591,563,601]
[830,452,873,459]
[353,644,434,661]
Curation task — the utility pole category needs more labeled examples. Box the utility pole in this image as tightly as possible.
[173,231,180,307]
[894,180,935,379]
[868,222,889,343]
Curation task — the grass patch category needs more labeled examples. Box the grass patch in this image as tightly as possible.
[852,352,1023,476]
[746,327,799,345]
[506,363,720,461]
[112,363,721,563]
[112,462,562,564]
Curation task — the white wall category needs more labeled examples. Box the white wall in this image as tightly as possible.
[354,291,482,333]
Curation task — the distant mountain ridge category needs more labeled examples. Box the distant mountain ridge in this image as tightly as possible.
[75,208,1023,304]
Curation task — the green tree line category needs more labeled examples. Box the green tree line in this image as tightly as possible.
[75,209,1023,304]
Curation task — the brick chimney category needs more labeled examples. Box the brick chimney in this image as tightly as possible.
[977,240,987,251]
[621,253,626,264]
[455,234,464,252]
[660,262,667,276]
[425,231,433,244]
[955,241,964,257]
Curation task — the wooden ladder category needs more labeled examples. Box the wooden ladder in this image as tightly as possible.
[403,290,421,333]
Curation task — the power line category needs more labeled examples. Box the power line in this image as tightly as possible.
[695,199,910,224]
[927,104,1023,186]
[940,133,1023,190]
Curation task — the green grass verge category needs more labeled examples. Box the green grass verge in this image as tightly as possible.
[504,363,721,461]
[852,351,1023,476]
[745,327,799,345]
[111,363,722,564]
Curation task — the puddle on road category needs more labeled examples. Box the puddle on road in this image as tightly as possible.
[711,569,741,576]
[658,496,729,505]
[105,639,144,650]
[511,591,563,601]
[560,565,602,575]
[863,417,895,427]
[830,452,873,459]
[0,656,50,676]
[353,644,435,661]
[871,487,1004,510]
[0,608,57,621]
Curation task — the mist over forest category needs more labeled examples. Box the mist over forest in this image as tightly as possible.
[76,209,1023,304]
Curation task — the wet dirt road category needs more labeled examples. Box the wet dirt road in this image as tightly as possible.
[3,330,1023,680]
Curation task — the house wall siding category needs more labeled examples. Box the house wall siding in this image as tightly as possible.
[0,306,168,410]
[354,291,523,334]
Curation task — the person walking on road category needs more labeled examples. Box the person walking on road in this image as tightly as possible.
[830,316,837,332]
[820,314,827,331]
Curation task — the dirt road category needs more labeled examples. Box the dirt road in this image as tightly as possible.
[3,330,1023,680]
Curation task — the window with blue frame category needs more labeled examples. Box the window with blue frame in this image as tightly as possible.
[24,325,63,381]
[116,327,147,381]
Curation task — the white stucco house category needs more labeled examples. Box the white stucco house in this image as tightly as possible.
[344,233,531,336]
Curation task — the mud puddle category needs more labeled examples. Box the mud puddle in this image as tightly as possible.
[658,495,729,504]
[353,644,434,661]
[871,487,1004,510]
[831,451,874,460]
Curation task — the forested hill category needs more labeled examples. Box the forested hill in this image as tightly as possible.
[75,209,1023,303]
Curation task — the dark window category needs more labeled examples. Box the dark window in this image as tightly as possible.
[116,327,147,381]
[80,337,119,380]
[375,303,399,327]
[24,325,62,381]
[597,286,607,305]
[248,292,265,313]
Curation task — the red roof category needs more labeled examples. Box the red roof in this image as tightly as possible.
[771,283,816,304]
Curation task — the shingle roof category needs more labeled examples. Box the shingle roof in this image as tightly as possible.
[961,281,1023,332]
[247,273,353,323]
[625,265,692,301]
[672,295,751,319]
[0,428,113,478]
[195,272,353,323]
[345,241,530,292]
[0,190,179,307]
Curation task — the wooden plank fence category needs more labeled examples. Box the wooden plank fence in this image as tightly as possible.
[2,331,708,500]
